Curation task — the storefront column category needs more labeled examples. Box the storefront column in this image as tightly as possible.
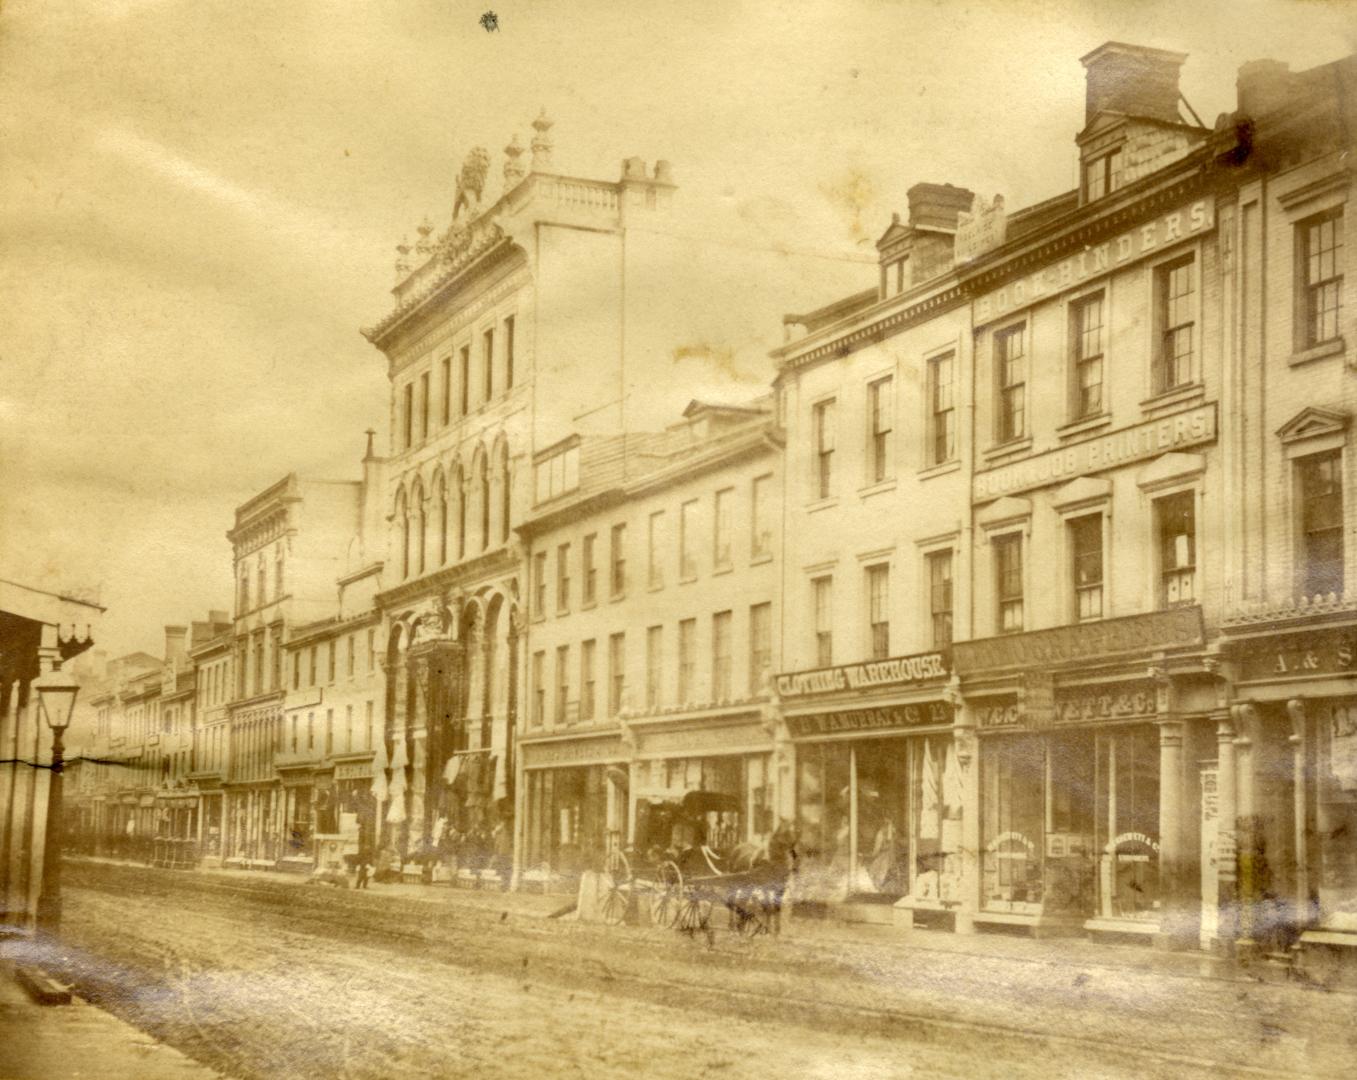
[1155,718,1190,949]
[409,653,429,848]
[953,695,979,936]
[1215,715,1238,954]
[1286,699,1312,931]
[1231,702,1259,958]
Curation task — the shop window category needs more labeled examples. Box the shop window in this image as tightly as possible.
[813,399,836,499]
[868,376,894,483]
[679,499,699,580]
[556,543,571,614]
[610,523,627,598]
[928,352,956,465]
[1297,207,1343,349]
[927,550,953,649]
[1316,704,1357,926]
[981,734,1046,912]
[582,533,598,605]
[648,511,665,589]
[712,611,733,701]
[995,324,1027,444]
[813,575,833,668]
[1071,292,1105,419]
[1070,514,1104,622]
[608,632,625,716]
[713,488,733,571]
[645,626,663,709]
[580,639,596,721]
[866,564,890,660]
[678,619,697,704]
[1155,491,1196,607]
[1154,255,1195,393]
[1299,450,1344,598]
[555,645,570,724]
[751,474,773,559]
[1094,727,1160,922]
[532,551,547,618]
[749,602,772,694]
[531,651,545,726]
[994,533,1024,634]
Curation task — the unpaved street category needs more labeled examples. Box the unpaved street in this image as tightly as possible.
[28,862,1356,1080]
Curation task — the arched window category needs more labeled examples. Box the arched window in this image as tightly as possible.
[499,443,512,544]
[455,466,466,560]
[478,454,490,551]
[417,485,427,575]
[396,488,409,579]
[437,473,449,565]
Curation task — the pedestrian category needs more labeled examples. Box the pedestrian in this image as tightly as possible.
[354,850,372,890]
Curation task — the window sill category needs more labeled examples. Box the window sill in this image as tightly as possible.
[858,478,898,499]
[1139,382,1204,415]
[805,496,840,513]
[918,460,961,481]
[609,591,626,604]
[749,553,774,567]
[712,565,734,577]
[982,437,1033,464]
[581,600,597,612]
[679,575,698,586]
[1290,337,1345,368]
[1056,413,1113,440]
[647,583,665,594]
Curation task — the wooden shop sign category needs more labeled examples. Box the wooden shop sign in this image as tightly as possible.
[775,650,950,700]
[1237,627,1357,684]
[786,701,952,739]
[954,607,1203,674]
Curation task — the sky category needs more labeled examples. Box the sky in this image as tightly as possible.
[1,0,1353,661]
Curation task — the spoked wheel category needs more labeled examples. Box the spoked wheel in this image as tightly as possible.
[648,860,683,929]
[676,891,713,935]
[600,849,632,927]
[729,889,773,937]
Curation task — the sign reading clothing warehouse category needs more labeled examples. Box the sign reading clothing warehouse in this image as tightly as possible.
[973,199,1215,327]
[774,651,950,700]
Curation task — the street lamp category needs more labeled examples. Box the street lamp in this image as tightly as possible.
[34,663,79,936]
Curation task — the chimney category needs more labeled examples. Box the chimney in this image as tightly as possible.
[1080,42,1187,126]
[208,609,230,625]
[1237,59,1293,119]
[164,626,188,669]
[907,183,976,232]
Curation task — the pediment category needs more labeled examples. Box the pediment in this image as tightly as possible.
[1051,475,1112,511]
[1277,406,1348,445]
[977,496,1032,530]
[876,214,912,253]
[1136,452,1206,492]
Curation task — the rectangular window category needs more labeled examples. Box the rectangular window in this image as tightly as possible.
[648,511,665,589]
[419,371,430,441]
[866,565,890,660]
[253,633,264,695]
[582,533,598,605]
[1155,255,1195,392]
[402,382,413,449]
[610,523,627,597]
[347,634,355,677]
[1300,208,1344,348]
[556,543,571,613]
[996,324,1026,443]
[678,618,697,704]
[292,651,301,691]
[679,500,699,580]
[1070,514,1104,621]
[555,644,570,723]
[308,645,317,687]
[1071,293,1105,418]
[813,575,833,667]
[441,356,451,425]
[1156,491,1196,607]
[531,651,545,726]
[504,315,516,390]
[713,488,733,570]
[1083,148,1122,203]
[646,626,663,709]
[928,550,953,648]
[868,376,893,483]
[533,551,547,617]
[608,632,626,716]
[749,602,772,694]
[483,327,495,401]
[367,628,376,672]
[813,399,836,499]
[928,353,956,465]
[325,708,334,755]
[580,639,597,721]
[1300,450,1344,598]
[712,611,733,701]
[751,474,773,560]
[995,534,1024,634]
[459,345,470,416]
[327,641,336,683]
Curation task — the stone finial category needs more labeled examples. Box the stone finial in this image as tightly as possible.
[531,108,554,172]
[395,236,411,277]
[653,159,674,184]
[414,216,434,255]
[364,428,376,461]
[503,134,526,188]
[621,156,646,181]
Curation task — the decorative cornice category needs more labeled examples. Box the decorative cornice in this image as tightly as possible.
[375,544,518,610]
[1221,592,1357,632]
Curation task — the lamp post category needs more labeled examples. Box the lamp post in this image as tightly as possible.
[34,663,79,936]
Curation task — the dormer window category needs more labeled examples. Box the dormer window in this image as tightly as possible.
[533,441,580,504]
[885,257,909,297]
[1083,147,1123,203]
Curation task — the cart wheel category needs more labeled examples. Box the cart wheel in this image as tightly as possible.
[600,849,632,927]
[648,861,683,929]
[677,893,713,934]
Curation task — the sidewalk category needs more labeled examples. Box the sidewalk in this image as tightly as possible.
[0,947,221,1080]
